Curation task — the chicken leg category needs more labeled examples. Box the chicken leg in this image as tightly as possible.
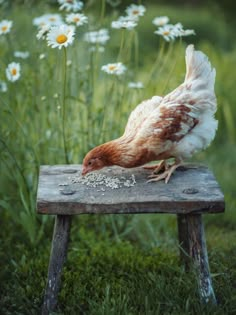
[143,160,167,174]
[147,159,183,184]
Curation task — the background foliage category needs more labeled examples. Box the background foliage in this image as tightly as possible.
[0,1,236,314]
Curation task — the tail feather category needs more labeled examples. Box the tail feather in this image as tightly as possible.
[185,44,216,91]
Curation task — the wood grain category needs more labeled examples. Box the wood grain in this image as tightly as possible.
[178,214,217,304]
[42,215,71,315]
[37,164,225,215]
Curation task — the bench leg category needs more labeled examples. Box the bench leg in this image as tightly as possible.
[177,214,217,305]
[42,215,72,315]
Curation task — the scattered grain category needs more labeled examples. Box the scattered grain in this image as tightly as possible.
[69,172,136,190]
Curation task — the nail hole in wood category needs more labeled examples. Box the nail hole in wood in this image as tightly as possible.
[62,169,78,174]
[182,188,199,194]
[60,188,76,195]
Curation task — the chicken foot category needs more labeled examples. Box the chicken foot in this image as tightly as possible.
[147,159,183,184]
[143,160,168,174]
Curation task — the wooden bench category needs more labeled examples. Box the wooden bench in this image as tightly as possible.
[37,164,225,315]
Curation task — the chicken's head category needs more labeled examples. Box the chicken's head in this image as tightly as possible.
[82,156,105,175]
[82,145,111,176]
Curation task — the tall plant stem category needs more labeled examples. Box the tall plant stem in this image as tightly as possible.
[134,31,139,72]
[0,137,30,197]
[146,40,166,86]
[161,39,182,95]
[87,51,95,147]
[99,78,116,143]
[0,96,39,170]
[100,0,106,25]
[62,47,69,164]
[117,29,125,62]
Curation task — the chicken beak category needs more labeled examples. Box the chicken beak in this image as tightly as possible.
[81,166,88,176]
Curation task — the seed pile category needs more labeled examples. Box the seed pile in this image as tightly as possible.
[69,172,136,190]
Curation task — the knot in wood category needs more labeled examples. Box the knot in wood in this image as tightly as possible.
[182,188,199,194]
[60,187,76,195]
[62,169,78,174]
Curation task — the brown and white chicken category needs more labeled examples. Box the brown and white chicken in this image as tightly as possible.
[82,45,217,183]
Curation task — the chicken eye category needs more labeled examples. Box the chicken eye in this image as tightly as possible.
[88,161,92,166]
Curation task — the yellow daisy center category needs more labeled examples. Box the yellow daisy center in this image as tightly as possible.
[2,26,8,32]
[132,10,139,15]
[163,31,170,36]
[73,17,80,23]
[56,34,68,44]
[108,65,116,71]
[11,68,17,76]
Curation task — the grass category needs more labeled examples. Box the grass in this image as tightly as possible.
[1,212,236,314]
[0,1,236,314]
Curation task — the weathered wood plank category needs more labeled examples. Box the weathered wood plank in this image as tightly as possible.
[42,215,72,315]
[177,214,217,304]
[177,214,191,270]
[37,164,225,215]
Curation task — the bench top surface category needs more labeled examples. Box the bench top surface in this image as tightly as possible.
[37,164,225,215]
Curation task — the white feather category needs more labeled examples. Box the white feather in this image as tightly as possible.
[185,44,216,92]
[123,95,162,138]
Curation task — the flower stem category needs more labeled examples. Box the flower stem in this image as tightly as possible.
[134,30,139,71]
[146,39,166,86]
[99,78,116,142]
[0,137,31,199]
[100,0,106,25]
[117,29,125,61]
[161,39,182,95]
[88,50,95,146]
[62,47,69,164]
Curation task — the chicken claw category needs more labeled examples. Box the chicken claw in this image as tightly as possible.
[147,161,182,184]
[143,160,167,174]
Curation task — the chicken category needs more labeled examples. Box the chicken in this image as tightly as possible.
[82,45,217,183]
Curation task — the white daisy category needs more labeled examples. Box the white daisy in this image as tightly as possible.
[172,23,184,34]
[84,29,110,45]
[0,81,7,92]
[154,25,178,42]
[128,81,143,89]
[152,16,169,27]
[177,28,196,37]
[58,0,83,12]
[183,29,195,36]
[33,16,45,27]
[168,23,195,38]
[0,20,13,35]
[46,13,64,26]
[14,51,30,59]
[125,4,146,20]
[111,17,137,30]
[154,22,195,41]
[33,14,63,28]
[47,24,75,49]
[6,62,21,82]
[36,24,51,40]
[101,62,126,75]
[66,13,88,26]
